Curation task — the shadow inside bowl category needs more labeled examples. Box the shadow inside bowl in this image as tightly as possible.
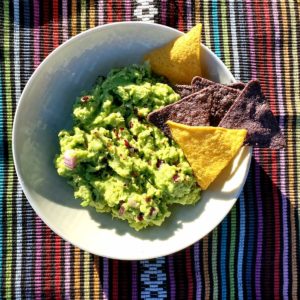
[86,197,209,241]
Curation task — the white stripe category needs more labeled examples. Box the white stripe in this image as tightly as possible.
[228,0,240,77]
[133,0,158,22]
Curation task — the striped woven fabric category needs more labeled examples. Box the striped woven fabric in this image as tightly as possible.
[0,0,299,298]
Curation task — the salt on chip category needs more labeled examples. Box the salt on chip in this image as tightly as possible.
[167,121,247,190]
[144,24,202,84]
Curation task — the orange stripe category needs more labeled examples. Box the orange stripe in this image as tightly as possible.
[90,0,96,28]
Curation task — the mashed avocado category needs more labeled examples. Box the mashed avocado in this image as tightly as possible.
[55,64,201,230]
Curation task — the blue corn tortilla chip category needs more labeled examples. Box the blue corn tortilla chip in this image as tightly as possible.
[174,76,245,99]
[192,76,245,93]
[147,91,212,137]
[173,84,194,98]
[219,80,285,149]
[148,83,241,137]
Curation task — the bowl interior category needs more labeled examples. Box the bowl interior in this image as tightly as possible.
[13,22,251,260]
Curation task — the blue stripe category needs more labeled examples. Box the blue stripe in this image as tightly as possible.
[237,191,246,300]
[140,258,167,299]
[212,0,221,58]
[211,2,226,297]
[22,2,34,299]
[245,169,255,300]
[220,218,228,299]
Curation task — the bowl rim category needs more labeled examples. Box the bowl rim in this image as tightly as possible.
[12,21,251,260]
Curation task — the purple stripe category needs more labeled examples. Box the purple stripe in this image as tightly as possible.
[245,0,257,79]
[34,218,43,300]
[246,1,263,298]
[193,242,202,299]
[131,261,138,300]
[98,0,104,25]
[185,0,192,30]
[161,0,167,25]
[64,242,71,299]
[62,0,68,42]
[103,258,109,300]
[124,0,131,21]
[33,0,40,69]
[271,1,289,297]
[167,255,176,300]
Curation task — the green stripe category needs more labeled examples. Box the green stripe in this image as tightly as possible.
[81,0,87,31]
[211,229,219,299]
[229,206,237,300]
[220,0,231,69]
[3,0,13,298]
[203,0,211,47]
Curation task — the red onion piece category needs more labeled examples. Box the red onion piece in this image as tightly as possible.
[64,150,77,169]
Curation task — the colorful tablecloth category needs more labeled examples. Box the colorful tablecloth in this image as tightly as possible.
[0,0,299,299]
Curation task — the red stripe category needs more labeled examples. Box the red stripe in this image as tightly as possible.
[178,0,184,31]
[112,260,119,300]
[254,1,281,298]
[263,1,281,297]
[41,1,52,298]
[53,0,59,49]
[185,247,194,300]
[117,0,122,22]
[52,1,61,299]
[107,0,113,22]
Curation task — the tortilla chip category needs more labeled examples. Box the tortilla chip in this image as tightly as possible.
[173,84,194,98]
[167,121,247,190]
[144,24,202,84]
[192,76,245,93]
[148,91,211,137]
[219,80,285,149]
[228,82,245,90]
[199,84,240,126]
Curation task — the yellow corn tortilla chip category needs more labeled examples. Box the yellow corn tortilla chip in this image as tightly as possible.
[167,121,247,190]
[144,24,202,84]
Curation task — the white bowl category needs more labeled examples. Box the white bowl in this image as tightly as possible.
[13,22,251,260]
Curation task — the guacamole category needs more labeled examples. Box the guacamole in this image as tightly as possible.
[55,64,201,230]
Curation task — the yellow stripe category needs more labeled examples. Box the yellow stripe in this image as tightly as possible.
[74,248,81,300]
[280,1,298,296]
[3,0,14,297]
[220,0,231,69]
[71,0,77,36]
[93,256,101,298]
[84,251,90,299]
[290,1,300,297]
[289,1,300,113]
